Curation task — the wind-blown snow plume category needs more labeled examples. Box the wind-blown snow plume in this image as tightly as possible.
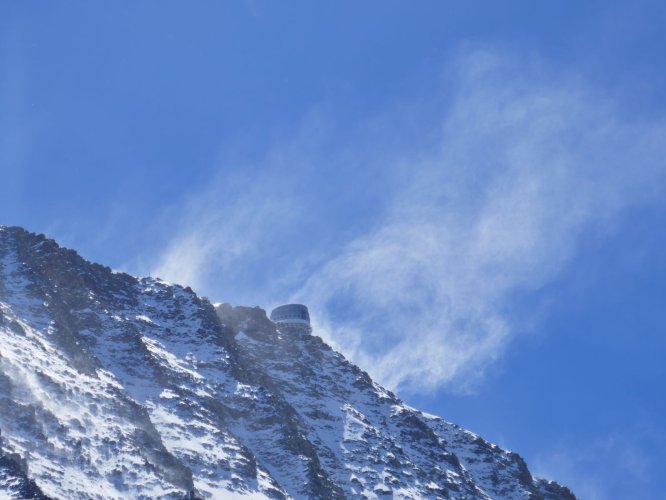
[151,170,300,298]
[297,51,666,392]
[154,50,666,393]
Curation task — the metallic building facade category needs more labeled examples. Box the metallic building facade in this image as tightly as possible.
[269,304,312,334]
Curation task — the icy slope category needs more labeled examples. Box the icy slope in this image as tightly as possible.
[0,226,574,499]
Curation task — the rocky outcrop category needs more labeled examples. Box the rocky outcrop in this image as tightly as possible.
[0,226,574,499]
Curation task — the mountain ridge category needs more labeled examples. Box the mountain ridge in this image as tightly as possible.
[0,226,575,499]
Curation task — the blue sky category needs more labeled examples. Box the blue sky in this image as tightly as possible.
[2,2,666,498]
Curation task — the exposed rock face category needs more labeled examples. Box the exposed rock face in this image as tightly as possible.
[0,430,50,500]
[0,226,575,499]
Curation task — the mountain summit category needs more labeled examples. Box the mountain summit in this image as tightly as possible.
[0,226,575,499]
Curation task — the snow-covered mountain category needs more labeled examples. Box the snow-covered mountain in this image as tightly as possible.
[0,226,575,499]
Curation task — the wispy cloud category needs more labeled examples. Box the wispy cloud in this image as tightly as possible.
[151,166,303,303]
[153,49,666,393]
[149,108,396,305]
[294,50,666,393]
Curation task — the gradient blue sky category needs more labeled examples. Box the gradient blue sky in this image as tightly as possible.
[2,2,666,498]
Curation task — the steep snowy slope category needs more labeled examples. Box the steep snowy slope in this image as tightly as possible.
[217,305,574,500]
[0,226,575,499]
